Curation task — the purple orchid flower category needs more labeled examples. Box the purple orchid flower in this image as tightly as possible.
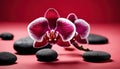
[28,8,76,48]
[67,13,90,44]
[28,8,91,51]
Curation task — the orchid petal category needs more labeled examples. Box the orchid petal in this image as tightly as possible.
[28,17,49,41]
[67,13,78,23]
[44,8,60,29]
[55,18,76,41]
[75,34,88,44]
[33,37,48,48]
[56,37,71,47]
[74,19,90,39]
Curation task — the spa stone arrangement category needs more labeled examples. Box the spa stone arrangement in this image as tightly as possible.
[0,8,110,65]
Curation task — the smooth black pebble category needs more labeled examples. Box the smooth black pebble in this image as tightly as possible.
[0,32,14,40]
[88,34,108,44]
[14,37,52,54]
[36,49,58,62]
[0,52,17,65]
[82,51,111,62]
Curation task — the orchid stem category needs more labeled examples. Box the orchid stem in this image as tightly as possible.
[71,40,92,51]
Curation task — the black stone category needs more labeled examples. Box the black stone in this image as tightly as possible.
[82,51,111,62]
[88,34,108,44]
[14,37,52,54]
[0,52,17,65]
[0,32,14,40]
[36,49,58,62]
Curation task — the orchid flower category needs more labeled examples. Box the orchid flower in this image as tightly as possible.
[67,13,90,44]
[28,8,76,47]
[28,8,91,51]
[67,13,91,51]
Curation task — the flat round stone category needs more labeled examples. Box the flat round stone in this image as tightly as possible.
[0,32,14,40]
[82,51,111,62]
[14,37,52,54]
[0,52,17,65]
[88,34,108,44]
[36,49,58,62]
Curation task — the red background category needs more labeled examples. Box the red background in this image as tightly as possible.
[0,0,120,23]
[0,0,120,69]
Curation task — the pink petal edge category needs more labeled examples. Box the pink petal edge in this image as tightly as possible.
[67,13,78,23]
[75,19,90,39]
[33,35,48,48]
[28,17,49,42]
[44,8,60,29]
[55,18,76,41]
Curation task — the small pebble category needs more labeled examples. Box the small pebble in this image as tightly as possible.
[36,49,58,62]
[82,51,111,62]
[0,32,14,40]
[88,34,108,44]
[14,37,52,54]
[0,52,17,65]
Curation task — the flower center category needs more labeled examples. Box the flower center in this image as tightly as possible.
[47,30,58,43]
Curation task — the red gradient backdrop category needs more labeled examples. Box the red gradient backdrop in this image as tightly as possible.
[0,0,120,69]
[0,0,120,23]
